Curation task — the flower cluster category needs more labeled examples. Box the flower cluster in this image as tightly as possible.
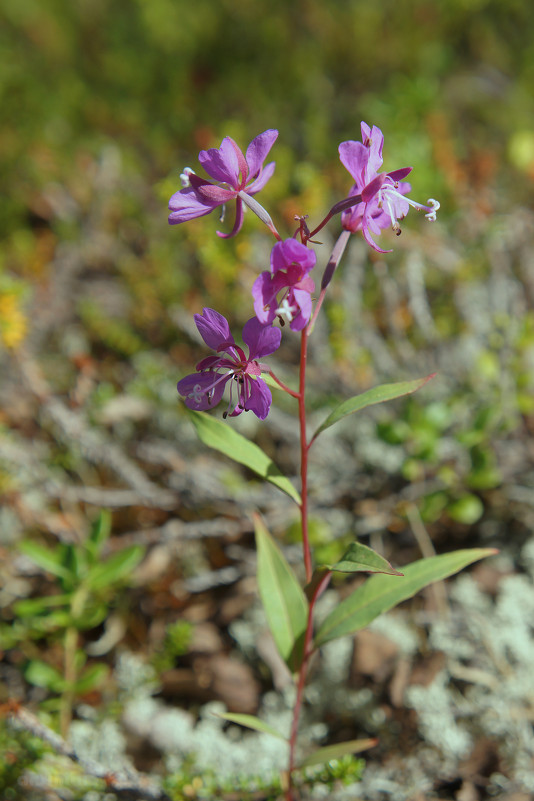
[172,124,438,418]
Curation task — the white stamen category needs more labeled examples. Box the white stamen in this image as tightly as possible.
[180,167,195,188]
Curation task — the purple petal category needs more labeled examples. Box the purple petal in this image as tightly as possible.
[168,186,219,224]
[198,137,240,185]
[194,308,234,350]
[341,199,365,232]
[244,377,272,420]
[338,141,369,185]
[252,272,277,324]
[217,195,244,239]
[177,372,228,411]
[390,194,410,221]
[387,167,413,182]
[360,122,384,176]
[362,210,391,253]
[242,317,281,360]
[289,288,313,330]
[270,239,316,275]
[245,130,278,178]
[195,354,222,371]
[246,160,276,194]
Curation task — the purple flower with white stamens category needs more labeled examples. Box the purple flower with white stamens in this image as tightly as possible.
[339,122,440,253]
[252,239,316,331]
[177,308,281,420]
[168,130,278,238]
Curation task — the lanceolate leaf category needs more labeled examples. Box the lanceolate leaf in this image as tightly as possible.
[86,545,144,590]
[188,410,301,504]
[324,542,403,576]
[255,516,308,670]
[75,663,109,694]
[297,738,378,769]
[311,375,435,442]
[315,548,497,648]
[24,660,65,692]
[19,541,72,581]
[215,712,287,741]
[86,510,112,560]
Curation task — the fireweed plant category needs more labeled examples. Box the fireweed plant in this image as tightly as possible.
[169,125,496,799]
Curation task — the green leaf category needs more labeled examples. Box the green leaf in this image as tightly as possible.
[298,738,378,768]
[75,663,109,694]
[215,712,288,741]
[19,541,72,581]
[13,594,71,617]
[63,543,86,582]
[24,660,65,692]
[31,611,72,632]
[188,410,301,504]
[311,375,435,442]
[324,542,403,576]
[315,548,497,647]
[86,510,112,560]
[255,516,308,670]
[86,545,144,590]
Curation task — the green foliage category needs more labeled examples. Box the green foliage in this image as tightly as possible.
[311,375,435,442]
[7,511,144,725]
[255,517,308,671]
[297,738,376,769]
[162,752,365,800]
[152,620,194,672]
[163,759,283,801]
[215,712,287,741]
[315,548,497,647]
[188,410,301,504]
[321,541,403,576]
[0,721,46,801]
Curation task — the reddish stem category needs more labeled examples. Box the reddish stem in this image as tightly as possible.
[298,329,312,583]
[268,370,300,399]
[286,570,332,799]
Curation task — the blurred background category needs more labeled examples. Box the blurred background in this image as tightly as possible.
[1,0,534,798]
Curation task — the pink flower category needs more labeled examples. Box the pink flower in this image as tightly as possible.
[339,122,439,253]
[252,239,316,331]
[177,308,281,420]
[168,130,278,238]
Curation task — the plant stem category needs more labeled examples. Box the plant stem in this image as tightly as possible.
[298,329,312,584]
[286,570,332,800]
[60,624,78,739]
[60,585,87,738]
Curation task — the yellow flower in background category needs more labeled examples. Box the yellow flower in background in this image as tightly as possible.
[0,291,27,349]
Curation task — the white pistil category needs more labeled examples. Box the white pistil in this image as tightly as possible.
[276,298,297,323]
[180,167,194,188]
[380,183,440,234]
[189,383,204,404]
[424,198,440,222]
